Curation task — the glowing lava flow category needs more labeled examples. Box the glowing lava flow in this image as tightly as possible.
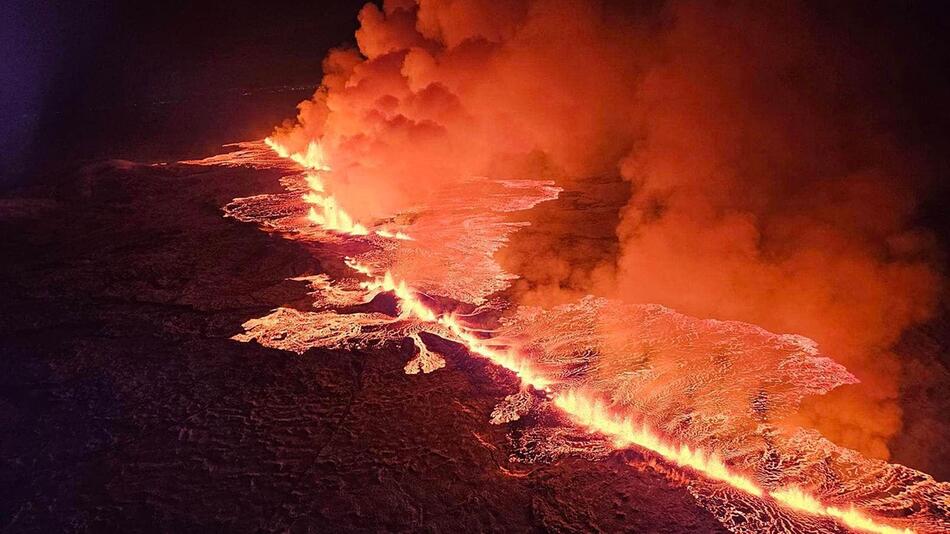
[264,137,330,171]
[374,228,413,240]
[266,138,914,534]
[265,137,413,240]
[557,392,914,534]
[771,488,914,534]
[265,137,374,237]
[304,192,369,236]
[348,259,551,390]
[344,261,913,534]
[554,390,763,496]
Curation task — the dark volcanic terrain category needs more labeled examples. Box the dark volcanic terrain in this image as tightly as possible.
[0,159,728,532]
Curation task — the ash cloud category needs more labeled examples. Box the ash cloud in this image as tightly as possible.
[608,1,942,459]
[270,0,944,460]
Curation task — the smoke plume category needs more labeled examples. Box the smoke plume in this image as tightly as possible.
[269,0,942,460]
[608,1,941,458]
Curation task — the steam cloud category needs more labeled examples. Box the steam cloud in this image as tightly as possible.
[269,0,942,460]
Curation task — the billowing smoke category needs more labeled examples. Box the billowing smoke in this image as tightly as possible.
[269,0,942,460]
[270,0,644,220]
[608,2,941,459]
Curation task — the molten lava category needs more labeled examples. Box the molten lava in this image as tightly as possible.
[556,392,914,534]
[264,137,330,172]
[352,259,551,389]
[248,137,924,534]
[266,136,376,238]
[186,138,947,534]
[344,256,915,534]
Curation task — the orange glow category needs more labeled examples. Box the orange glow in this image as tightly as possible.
[264,133,917,534]
[771,487,914,534]
[264,137,330,171]
[374,228,413,240]
[305,197,369,236]
[347,262,914,534]
[266,137,417,240]
[259,0,945,469]
[560,392,914,534]
[350,261,551,390]
[553,390,763,497]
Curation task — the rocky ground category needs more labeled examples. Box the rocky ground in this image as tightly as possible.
[0,160,729,532]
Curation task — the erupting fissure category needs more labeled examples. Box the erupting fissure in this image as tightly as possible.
[267,137,412,240]
[349,261,914,534]
[266,138,915,534]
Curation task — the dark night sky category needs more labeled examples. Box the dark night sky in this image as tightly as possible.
[1,0,372,182]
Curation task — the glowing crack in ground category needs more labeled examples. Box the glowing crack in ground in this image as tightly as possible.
[183,141,949,534]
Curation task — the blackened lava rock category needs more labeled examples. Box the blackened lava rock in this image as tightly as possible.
[0,160,727,533]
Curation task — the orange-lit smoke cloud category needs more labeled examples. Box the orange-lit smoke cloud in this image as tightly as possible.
[610,2,940,459]
[270,0,643,220]
[270,0,942,460]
